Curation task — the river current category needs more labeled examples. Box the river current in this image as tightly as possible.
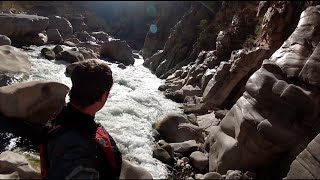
[5,45,183,179]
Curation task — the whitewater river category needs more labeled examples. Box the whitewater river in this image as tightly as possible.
[7,45,183,179]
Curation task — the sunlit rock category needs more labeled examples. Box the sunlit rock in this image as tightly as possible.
[206,6,320,176]
[0,80,69,125]
[0,13,49,37]
[100,39,135,66]
[48,15,73,39]
[0,151,41,179]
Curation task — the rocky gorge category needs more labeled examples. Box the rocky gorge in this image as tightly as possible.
[0,1,319,180]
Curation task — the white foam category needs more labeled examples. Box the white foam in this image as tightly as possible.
[19,45,182,179]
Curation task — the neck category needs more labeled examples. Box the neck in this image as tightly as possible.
[69,102,96,117]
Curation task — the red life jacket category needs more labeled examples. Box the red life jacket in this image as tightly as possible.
[39,125,117,179]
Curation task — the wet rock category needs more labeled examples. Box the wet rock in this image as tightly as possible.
[0,171,20,179]
[100,39,135,66]
[0,35,11,45]
[0,81,69,125]
[48,16,73,39]
[46,29,63,44]
[41,47,55,60]
[169,140,198,153]
[118,63,126,69]
[0,13,49,37]
[0,151,41,179]
[153,147,175,166]
[133,54,140,59]
[189,151,208,172]
[56,50,85,63]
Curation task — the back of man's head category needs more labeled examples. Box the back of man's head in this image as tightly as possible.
[69,59,113,108]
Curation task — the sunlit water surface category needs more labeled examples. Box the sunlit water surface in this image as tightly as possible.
[8,45,183,179]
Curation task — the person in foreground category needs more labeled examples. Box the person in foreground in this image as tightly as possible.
[39,59,122,179]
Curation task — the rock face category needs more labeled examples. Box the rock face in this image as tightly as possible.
[48,16,73,39]
[0,81,69,125]
[205,5,320,177]
[0,151,41,179]
[0,45,31,75]
[0,13,49,37]
[0,35,11,45]
[100,39,135,65]
[286,133,320,179]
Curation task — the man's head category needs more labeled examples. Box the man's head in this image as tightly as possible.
[69,59,113,110]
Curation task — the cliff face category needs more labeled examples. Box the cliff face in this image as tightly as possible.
[143,1,320,111]
[144,1,320,179]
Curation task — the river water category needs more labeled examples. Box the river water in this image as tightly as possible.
[6,45,183,179]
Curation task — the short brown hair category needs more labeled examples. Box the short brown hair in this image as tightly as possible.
[69,59,113,108]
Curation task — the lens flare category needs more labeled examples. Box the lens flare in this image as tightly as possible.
[150,24,158,34]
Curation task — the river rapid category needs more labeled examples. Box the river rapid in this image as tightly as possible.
[3,45,183,179]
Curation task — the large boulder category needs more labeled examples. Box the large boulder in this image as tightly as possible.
[0,35,11,45]
[0,81,69,125]
[68,15,88,33]
[0,151,41,179]
[0,13,49,37]
[154,113,204,143]
[120,159,153,179]
[48,16,73,39]
[22,32,48,45]
[56,50,85,63]
[100,39,135,66]
[46,29,63,44]
[205,5,320,176]
[286,133,320,179]
[189,151,209,172]
[0,45,31,75]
